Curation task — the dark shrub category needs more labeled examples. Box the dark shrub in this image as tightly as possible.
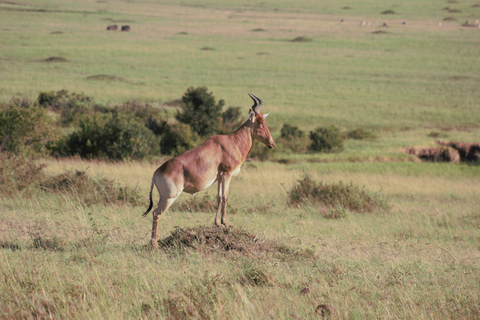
[288,176,389,213]
[159,123,199,156]
[344,128,376,140]
[58,112,159,160]
[309,125,344,153]
[220,106,242,133]
[175,87,225,136]
[112,101,169,136]
[0,152,46,196]
[277,123,309,153]
[37,90,95,126]
[0,100,58,155]
[280,123,304,139]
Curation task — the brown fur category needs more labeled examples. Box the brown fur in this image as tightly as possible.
[143,97,275,247]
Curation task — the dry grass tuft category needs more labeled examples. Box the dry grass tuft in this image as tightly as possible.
[288,176,389,213]
[40,170,142,206]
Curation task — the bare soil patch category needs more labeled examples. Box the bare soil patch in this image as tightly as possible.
[85,74,126,82]
[291,36,312,43]
[43,56,67,63]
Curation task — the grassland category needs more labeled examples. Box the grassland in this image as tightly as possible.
[1,0,480,319]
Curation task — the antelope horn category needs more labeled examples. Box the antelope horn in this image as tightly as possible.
[248,92,263,114]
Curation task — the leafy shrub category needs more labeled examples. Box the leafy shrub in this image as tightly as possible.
[40,170,141,206]
[309,125,344,153]
[344,128,376,140]
[288,176,389,213]
[111,100,169,136]
[280,123,304,139]
[220,106,242,133]
[0,152,46,196]
[37,90,95,126]
[57,112,159,160]
[175,87,225,136]
[277,123,309,153]
[0,100,58,155]
[159,123,198,156]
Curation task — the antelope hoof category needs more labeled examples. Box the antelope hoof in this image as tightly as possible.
[150,239,159,248]
[222,222,230,229]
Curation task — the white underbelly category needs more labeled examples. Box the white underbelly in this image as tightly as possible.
[232,166,241,177]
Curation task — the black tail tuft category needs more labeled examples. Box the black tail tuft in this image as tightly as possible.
[142,178,155,217]
[142,198,153,217]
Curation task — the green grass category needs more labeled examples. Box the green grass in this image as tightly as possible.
[1,0,480,318]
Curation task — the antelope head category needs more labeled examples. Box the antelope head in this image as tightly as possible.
[248,93,275,149]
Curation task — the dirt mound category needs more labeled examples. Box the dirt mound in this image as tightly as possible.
[43,56,68,62]
[86,74,125,82]
[158,225,314,259]
[291,36,312,43]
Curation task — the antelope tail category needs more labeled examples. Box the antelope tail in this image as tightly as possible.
[142,178,155,217]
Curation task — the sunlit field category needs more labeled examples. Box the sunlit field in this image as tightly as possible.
[1,0,480,319]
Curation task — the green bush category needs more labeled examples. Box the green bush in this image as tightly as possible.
[57,112,159,160]
[288,176,389,213]
[277,123,309,153]
[160,123,199,156]
[0,99,58,155]
[280,123,304,139]
[220,106,242,133]
[111,100,169,136]
[175,87,225,136]
[309,125,344,153]
[37,90,95,126]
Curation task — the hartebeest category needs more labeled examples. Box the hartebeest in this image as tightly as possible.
[143,93,275,247]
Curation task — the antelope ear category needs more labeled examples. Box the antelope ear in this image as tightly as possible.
[263,113,269,119]
[248,109,256,123]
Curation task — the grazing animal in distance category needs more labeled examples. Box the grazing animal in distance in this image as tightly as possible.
[121,25,131,32]
[142,93,275,247]
[106,25,118,31]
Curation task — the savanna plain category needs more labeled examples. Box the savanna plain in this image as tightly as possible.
[1,0,480,319]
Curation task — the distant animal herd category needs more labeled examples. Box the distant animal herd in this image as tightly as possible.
[106,25,130,32]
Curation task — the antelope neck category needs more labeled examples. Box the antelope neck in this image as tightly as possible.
[229,120,254,159]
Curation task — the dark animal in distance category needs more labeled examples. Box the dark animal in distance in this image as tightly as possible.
[106,25,118,31]
[121,25,131,32]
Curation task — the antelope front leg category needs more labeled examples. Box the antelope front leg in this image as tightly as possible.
[215,174,225,228]
[221,175,232,228]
